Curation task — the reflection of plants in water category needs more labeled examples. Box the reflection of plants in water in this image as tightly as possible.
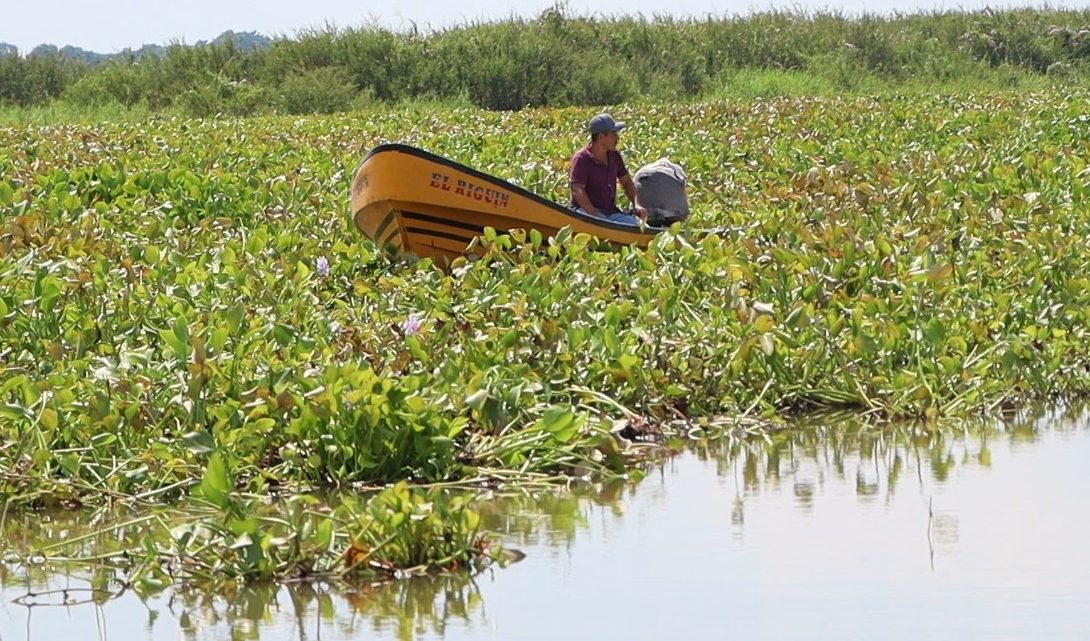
[344,574,484,641]
[0,481,502,596]
[0,485,602,641]
[159,572,484,641]
[477,478,631,549]
[698,404,1088,520]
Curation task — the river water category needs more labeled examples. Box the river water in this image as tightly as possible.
[2,406,1088,640]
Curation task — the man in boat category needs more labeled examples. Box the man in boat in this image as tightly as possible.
[570,113,648,225]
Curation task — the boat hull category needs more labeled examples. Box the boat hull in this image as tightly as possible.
[350,144,660,262]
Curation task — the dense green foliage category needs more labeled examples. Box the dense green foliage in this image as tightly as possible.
[3,92,1090,514]
[3,8,1090,116]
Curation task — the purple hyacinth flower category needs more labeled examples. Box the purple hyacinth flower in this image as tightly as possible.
[316,256,330,277]
[400,315,422,336]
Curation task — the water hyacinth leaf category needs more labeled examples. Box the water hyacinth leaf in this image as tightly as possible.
[0,374,29,397]
[855,333,878,355]
[534,408,583,444]
[463,507,481,531]
[405,335,427,359]
[464,389,489,410]
[229,533,254,550]
[603,328,619,353]
[315,518,333,551]
[182,430,217,454]
[209,326,230,351]
[91,432,117,448]
[225,303,246,333]
[38,276,62,311]
[499,328,518,349]
[924,318,946,346]
[39,408,58,430]
[273,323,295,346]
[19,379,41,407]
[0,404,33,421]
[928,263,953,283]
[759,333,775,356]
[665,384,689,397]
[199,453,232,509]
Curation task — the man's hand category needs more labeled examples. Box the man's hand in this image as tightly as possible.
[571,183,599,217]
[633,205,648,220]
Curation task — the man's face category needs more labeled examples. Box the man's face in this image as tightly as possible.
[602,130,619,150]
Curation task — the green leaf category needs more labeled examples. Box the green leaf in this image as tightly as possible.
[465,389,489,410]
[0,404,33,421]
[208,327,229,351]
[0,374,29,396]
[91,433,117,448]
[39,408,58,430]
[536,408,580,444]
[39,276,62,311]
[928,262,953,283]
[315,519,333,550]
[273,323,295,346]
[499,328,518,349]
[924,318,946,346]
[182,430,217,454]
[225,303,246,333]
[199,453,232,509]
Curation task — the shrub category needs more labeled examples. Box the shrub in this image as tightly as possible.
[277,66,359,114]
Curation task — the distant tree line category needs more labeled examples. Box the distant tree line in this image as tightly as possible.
[2,8,1090,116]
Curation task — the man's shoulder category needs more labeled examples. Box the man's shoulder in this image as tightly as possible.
[571,147,593,163]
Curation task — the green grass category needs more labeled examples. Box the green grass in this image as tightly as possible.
[0,100,155,126]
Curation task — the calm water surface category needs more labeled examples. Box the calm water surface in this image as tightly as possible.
[3,408,1089,640]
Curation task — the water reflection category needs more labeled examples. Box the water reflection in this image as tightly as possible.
[2,404,1088,641]
[701,403,1087,526]
[167,575,486,641]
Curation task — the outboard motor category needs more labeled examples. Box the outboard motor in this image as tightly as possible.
[634,158,689,227]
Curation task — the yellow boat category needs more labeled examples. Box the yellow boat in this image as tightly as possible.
[350,144,663,263]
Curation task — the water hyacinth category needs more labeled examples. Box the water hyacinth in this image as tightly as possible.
[400,314,423,336]
[3,92,1090,579]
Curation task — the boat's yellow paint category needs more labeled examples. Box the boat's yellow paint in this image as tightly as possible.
[351,144,660,261]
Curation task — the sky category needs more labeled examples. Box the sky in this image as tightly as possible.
[2,0,1078,54]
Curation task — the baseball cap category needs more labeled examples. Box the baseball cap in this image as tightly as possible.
[588,113,626,135]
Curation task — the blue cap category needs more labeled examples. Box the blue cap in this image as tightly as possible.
[588,113,626,135]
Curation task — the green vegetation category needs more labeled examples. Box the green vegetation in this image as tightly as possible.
[3,89,1090,588]
[2,8,1090,119]
[2,481,499,591]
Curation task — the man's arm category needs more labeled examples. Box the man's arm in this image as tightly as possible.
[571,183,600,217]
[619,174,647,219]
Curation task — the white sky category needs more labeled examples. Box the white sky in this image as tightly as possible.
[2,0,1080,54]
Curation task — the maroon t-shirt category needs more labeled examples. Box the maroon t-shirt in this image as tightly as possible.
[569,147,628,212]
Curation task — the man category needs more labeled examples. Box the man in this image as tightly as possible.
[570,113,647,225]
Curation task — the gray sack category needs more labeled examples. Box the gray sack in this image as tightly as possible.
[633,158,688,226]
